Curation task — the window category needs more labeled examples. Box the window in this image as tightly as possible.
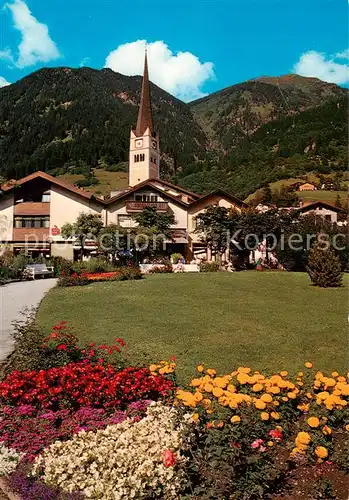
[324,215,332,221]
[14,217,50,228]
[140,153,145,162]
[118,215,133,227]
[42,193,50,202]
[134,194,158,202]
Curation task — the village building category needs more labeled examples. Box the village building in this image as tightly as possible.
[0,52,248,262]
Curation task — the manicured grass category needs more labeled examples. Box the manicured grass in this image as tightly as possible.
[37,273,348,383]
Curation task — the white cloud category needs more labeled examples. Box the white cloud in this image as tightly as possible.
[294,50,349,84]
[104,40,214,102]
[79,57,91,68]
[336,48,349,59]
[0,48,14,63]
[4,0,61,68]
[0,76,11,87]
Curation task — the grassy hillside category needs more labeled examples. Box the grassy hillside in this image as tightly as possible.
[57,169,128,196]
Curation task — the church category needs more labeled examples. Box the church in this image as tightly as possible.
[0,53,248,261]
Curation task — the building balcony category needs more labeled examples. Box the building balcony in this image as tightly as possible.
[14,202,50,216]
[126,201,169,213]
[13,228,50,241]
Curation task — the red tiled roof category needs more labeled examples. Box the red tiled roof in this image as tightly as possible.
[298,200,346,213]
[1,171,105,203]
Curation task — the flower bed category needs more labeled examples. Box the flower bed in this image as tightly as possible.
[0,324,348,499]
[57,266,142,286]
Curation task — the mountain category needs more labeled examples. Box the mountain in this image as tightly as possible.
[0,68,347,199]
[0,67,209,180]
[189,74,347,150]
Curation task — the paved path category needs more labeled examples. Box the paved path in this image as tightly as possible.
[0,279,56,362]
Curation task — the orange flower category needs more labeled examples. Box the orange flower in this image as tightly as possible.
[307,416,320,428]
[305,362,313,368]
[261,412,269,421]
[231,415,241,423]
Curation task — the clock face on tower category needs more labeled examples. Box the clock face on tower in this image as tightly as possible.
[152,140,157,149]
[135,139,143,148]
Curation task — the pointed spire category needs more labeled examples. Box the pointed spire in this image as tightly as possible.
[135,48,153,137]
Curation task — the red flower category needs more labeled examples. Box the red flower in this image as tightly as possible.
[57,344,67,351]
[269,429,283,441]
[170,356,176,362]
[163,449,176,467]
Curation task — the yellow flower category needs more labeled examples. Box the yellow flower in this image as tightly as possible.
[197,365,204,373]
[237,373,250,385]
[297,403,309,412]
[331,371,339,377]
[307,416,320,428]
[296,432,311,445]
[345,424,349,432]
[287,392,297,399]
[268,386,280,394]
[291,447,305,456]
[295,442,308,452]
[206,368,216,377]
[315,446,328,459]
[192,413,199,422]
[204,383,213,393]
[227,384,236,393]
[230,415,241,423]
[273,401,280,406]
[280,370,288,377]
[212,387,224,398]
[305,362,313,368]
[271,412,280,420]
[260,412,269,421]
[261,393,273,403]
[267,441,274,447]
[282,396,289,402]
[255,399,267,410]
[252,383,263,392]
[322,425,332,435]
[191,378,202,387]
[306,392,313,399]
[298,372,304,377]
[149,364,158,372]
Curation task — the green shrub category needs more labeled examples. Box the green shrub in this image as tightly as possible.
[171,253,183,264]
[47,256,73,277]
[71,258,115,274]
[307,241,343,288]
[200,261,220,273]
[1,313,47,376]
[115,266,142,281]
[149,265,173,274]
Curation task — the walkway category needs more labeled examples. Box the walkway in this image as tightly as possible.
[0,279,56,363]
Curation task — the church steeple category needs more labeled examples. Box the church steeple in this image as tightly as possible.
[135,50,153,137]
[128,48,160,187]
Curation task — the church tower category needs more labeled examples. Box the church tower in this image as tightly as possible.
[129,50,160,187]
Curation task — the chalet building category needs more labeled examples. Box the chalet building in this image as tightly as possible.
[0,52,248,261]
[297,201,345,224]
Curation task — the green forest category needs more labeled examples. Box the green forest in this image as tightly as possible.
[0,68,347,199]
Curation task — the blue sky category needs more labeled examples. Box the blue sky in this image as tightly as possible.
[0,0,348,101]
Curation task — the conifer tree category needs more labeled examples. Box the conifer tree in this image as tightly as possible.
[307,240,343,288]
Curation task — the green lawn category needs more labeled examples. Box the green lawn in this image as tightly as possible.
[37,273,348,383]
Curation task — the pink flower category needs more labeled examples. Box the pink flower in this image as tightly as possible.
[259,446,266,452]
[163,449,176,467]
[251,439,264,449]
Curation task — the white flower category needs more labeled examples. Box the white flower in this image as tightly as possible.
[0,442,24,476]
[33,403,191,499]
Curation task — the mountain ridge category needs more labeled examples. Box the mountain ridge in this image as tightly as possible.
[0,67,347,198]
